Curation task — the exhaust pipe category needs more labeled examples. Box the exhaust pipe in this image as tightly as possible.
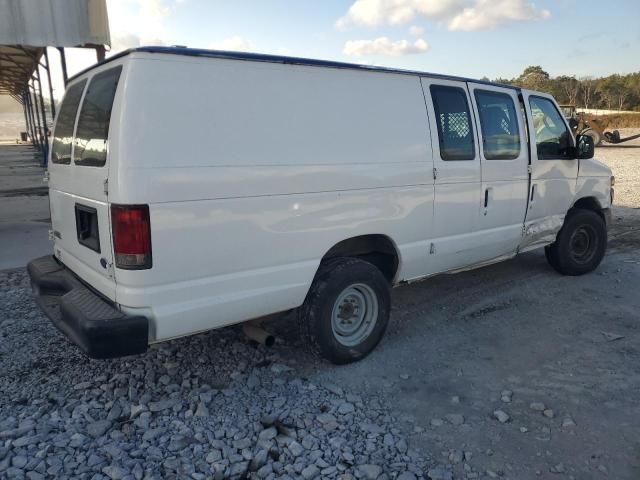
[243,323,275,347]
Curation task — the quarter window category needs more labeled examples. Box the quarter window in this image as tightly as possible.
[474,90,520,160]
[51,80,86,164]
[430,85,475,161]
[73,66,122,167]
[529,96,572,160]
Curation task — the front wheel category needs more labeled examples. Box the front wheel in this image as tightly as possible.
[545,209,607,276]
[300,257,390,364]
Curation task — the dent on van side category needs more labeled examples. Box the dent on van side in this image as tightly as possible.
[28,47,613,364]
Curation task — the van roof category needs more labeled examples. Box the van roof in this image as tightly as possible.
[69,46,521,92]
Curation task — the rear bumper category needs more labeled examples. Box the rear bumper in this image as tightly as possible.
[27,255,148,359]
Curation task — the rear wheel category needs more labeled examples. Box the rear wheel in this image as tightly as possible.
[582,128,601,146]
[545,209,607,276]
[300,257,390,364]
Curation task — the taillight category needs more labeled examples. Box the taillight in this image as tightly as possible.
[111,204,152,270]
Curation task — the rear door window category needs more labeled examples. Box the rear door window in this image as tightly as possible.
[51,80,86,164]
[430,85,475,161]
[73,66,122,167]
[474,90,521,160]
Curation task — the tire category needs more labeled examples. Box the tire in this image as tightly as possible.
[582,128,601,146]
[299,257,391,364]
[545,209,607,276]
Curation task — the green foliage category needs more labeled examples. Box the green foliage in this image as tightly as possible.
[493,66,640,111]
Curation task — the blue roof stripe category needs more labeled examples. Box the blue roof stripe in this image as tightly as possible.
[69,46,520,92]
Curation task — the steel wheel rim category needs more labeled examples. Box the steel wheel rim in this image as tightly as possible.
[569,224,598,264]
[331,283,378,347]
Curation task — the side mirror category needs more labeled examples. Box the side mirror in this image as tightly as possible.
[576,134,594,159]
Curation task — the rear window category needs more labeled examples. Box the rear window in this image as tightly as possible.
[73,66,122,167]
[51,80,86,165]
[430,85,475,161]
[474,90,521,160]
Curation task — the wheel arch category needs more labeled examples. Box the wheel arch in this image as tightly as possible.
[320,234,401,283]
[570,196,605,222]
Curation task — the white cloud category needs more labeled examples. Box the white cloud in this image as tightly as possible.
[336,0,550,31]
[409,25,425,36]
[209,36,253,52]
[336,0,467,29]
[344,37,429,57]
[106,0,171,50]
[448,0,550,31]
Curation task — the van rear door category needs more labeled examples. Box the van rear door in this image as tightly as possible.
[48,66,123,300]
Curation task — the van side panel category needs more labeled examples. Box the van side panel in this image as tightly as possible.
[111,55,434,341]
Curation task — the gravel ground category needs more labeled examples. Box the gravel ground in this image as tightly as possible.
[1,138,639,480]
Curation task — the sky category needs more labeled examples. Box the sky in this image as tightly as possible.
[32,0,640,102]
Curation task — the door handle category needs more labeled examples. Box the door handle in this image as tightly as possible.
[530,184,536,201]
[484,189,489,208]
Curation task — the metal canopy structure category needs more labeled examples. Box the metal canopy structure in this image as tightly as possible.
[0,0,110,164]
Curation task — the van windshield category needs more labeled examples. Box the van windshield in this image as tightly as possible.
[51,80,86,165]
[73,66,122,167]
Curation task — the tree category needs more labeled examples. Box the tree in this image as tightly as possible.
[556,75,581,105]
[580,77,596,109]
[515,65,550,91]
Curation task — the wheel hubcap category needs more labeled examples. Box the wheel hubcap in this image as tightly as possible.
[569,224,598,264]
[331,283,378,347]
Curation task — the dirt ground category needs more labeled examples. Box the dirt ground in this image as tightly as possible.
[290,132,640,479]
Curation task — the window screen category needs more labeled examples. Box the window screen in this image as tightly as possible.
[51,80,86,165]
[73,66,122,167]
[474,90,521,160]
[430,85,475,161]
[529,96,572,160]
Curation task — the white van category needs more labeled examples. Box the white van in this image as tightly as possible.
[28,47,613,364]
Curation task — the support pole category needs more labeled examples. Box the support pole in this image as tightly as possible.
[29,83,43,152]
[23,91,36,146]
[44,48,56,119]
[34,69,49,165]
[21,94,29,143]
[57,47,68,86]
[95,45,106,62]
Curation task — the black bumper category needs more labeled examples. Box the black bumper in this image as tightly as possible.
[27,255,148,359]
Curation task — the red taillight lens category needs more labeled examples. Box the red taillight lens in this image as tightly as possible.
[111,204,152,269]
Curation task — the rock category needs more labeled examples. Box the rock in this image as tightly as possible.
[450,395,460,404]
[249,449,268,471]
[317,413,337,424]
[430,418,444,427]
[86,420,111,438]
[399,374,410,380]
[449,450,464,464]
[205,450,222,463]
[520,426,529,433]
[427,466,453,480]
[130,404,147,418]
[493,410,510,423]
[445,414,464,426]
[501,390,513,403]
[301,464,320,479]
[258,427,278,441]
[550,463,565,474]
[358,464,382,479]
[397,473,417,480]
[148,398,179,412]
[194,403,209,417]
[288,441,304,457]
[338,402,355,415]
[562,417,576,427]
[543,409,555,419]
[530,402,546,412]
[102,465,128,480]
[270,363,293,373]
[323,383,344,396]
